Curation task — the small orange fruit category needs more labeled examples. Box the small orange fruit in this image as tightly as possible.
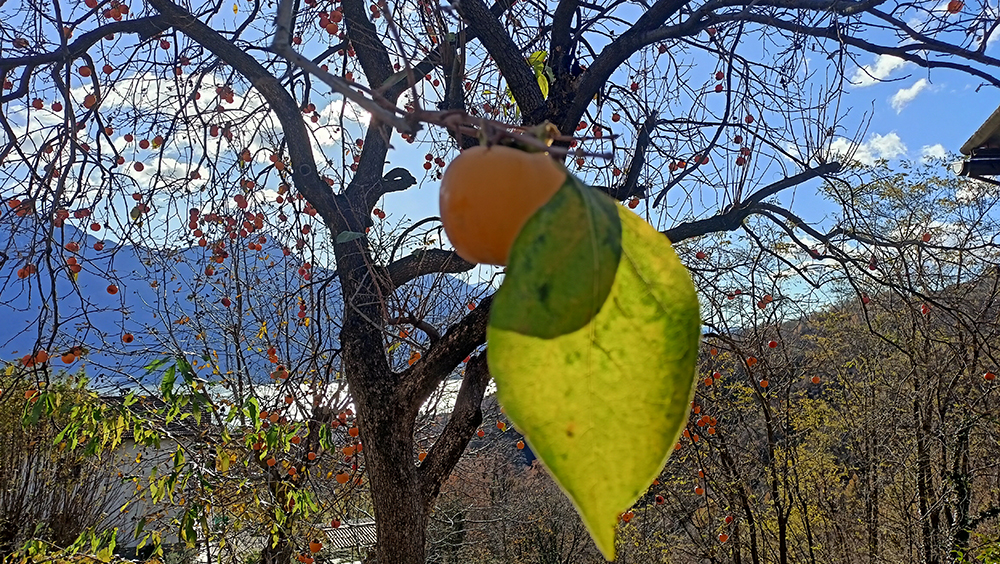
[439,145,566,265]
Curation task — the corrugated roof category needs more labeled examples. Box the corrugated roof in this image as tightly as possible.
[322,521,377,551]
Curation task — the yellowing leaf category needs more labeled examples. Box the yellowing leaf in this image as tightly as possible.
[218,449,230,472]
[488,176,701,560]
[537,73,549,100]
[528,50,547,68]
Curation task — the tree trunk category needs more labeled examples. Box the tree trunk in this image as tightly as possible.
[914,393,939,564]
[357,392,428,564]
[260,527,294,564]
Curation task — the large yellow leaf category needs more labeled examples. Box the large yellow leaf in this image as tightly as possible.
[488,176,700,560]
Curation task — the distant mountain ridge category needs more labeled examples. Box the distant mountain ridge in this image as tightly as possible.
[0,218,484,390]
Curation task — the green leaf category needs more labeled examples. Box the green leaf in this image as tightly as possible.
[490,176,621,338]
[144,357,171,372]
[160,365,176,399]
[335,231,366,243]
[487,179,701,560]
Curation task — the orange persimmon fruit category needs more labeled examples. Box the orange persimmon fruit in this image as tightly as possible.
[439,145,566,265]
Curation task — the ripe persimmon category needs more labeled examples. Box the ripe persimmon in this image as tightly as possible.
[439,145,566,265]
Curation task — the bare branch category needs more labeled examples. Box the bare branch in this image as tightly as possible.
[0,17,170,104]
[451,0,545,118]
[387,315,442,344]
[147,0,343,229]
[387,249,475,290]
[398,294,493,411]
[549,0,579,79]
[271,0,416,133]
[663,162,841,243]
[418,353,491,506]
[560,0,689,132]
[607,113,657,201]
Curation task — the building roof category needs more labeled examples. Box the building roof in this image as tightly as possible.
[322,521,377,551]
[961,103,1000,155]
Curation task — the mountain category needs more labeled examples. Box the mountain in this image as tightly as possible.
[0,217,484,390]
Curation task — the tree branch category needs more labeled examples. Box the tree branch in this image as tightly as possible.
[559,0,688,132]
[549,0,578,80]
[662,162,841,243]
[0,17,170,104]
[387,250,475,290]
[451,0,545,118]
[387,315,442,344]
[146,0,342,230]
[703,13,1000,87]
[418,353,491,506]
[341,0,394,88]
[608,113,656,201]
[271,0,415,133]
[346,167,417,219]
[397,294,493,412]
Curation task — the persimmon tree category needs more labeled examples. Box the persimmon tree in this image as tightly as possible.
[3,0,1000,560]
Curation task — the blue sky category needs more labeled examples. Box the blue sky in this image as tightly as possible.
[838,54,995,164]
[381,55,997,233]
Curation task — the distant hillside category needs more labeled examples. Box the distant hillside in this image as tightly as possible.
[0,218,483,390]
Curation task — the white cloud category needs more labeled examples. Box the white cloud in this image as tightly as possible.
[920,143,947,162]
[890,78,929,112]
[829,132,908,165]
[851,55,907,87]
